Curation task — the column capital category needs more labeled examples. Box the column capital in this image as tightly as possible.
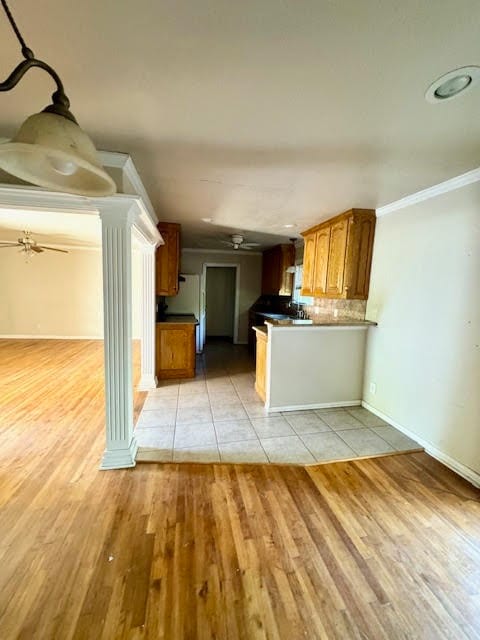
[99,202,139,227]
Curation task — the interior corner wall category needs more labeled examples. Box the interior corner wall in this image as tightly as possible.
[363,181,480,479]
[180,250,262,343]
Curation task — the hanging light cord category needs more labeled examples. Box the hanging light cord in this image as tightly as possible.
[0,0,30,57]
[0,0,76,122]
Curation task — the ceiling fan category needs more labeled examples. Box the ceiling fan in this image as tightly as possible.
[219,234,261,250]
[0,231,69,256]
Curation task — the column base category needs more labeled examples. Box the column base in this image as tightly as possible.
[100,435,139,470]
[137,374,158,391]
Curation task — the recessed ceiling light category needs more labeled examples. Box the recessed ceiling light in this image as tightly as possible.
[201,217,213,223]
[283,223,296,228]
[425,66,480,103]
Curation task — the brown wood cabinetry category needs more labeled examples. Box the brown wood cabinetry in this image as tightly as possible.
[156,222,180,296]
[301,233,316,296]
[301,209,375,299]
[254,329,267,402]
[312,227,331,295]
[261,244,295,296]
[155,322,196,379]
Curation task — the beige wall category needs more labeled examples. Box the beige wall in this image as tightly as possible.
[0,245,142,338]
[364,181,480,480]
[180,250,262,343]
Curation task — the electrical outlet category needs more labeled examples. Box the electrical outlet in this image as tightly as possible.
[333,309,338,318]
[369,382,377,395]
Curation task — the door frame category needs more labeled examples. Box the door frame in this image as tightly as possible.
[200,263,240,347]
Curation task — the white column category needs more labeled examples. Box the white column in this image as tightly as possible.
[99,205,138,470]
[137,243,158,390]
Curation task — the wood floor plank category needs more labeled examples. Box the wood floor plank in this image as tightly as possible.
[0,339,479,639]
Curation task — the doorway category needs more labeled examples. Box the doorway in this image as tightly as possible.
[200,263,240,348]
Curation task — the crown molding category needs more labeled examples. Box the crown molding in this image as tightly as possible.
[182,247,262,256]
[376,166,480,217]
[99,151,158,224]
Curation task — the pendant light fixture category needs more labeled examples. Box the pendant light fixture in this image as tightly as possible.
[0,0,115,196]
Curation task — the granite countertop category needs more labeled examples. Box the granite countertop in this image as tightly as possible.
[157,314,198,325]
[264,316,377,327]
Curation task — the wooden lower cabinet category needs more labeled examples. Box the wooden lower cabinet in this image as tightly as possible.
[254,329,267,402]
[155,322,196,379]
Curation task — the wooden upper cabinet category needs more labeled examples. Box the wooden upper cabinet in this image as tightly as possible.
[343,214,376,299]
[301,209,376,300]
[301,233,316,296]
[312,227,331,296]
[325,218,348,295]
[156,222,180,296]
[261,244,295,296]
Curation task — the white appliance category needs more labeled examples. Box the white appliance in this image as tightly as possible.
[165,274,202,353]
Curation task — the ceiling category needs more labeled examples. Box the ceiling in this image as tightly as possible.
[0,210,101,246]
[0,0,479,249]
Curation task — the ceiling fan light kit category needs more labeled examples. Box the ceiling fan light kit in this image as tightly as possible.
[219,233,261,250]
[0,230,69,260]
[0,0,115,196]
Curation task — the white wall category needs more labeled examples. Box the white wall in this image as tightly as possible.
[0,244,142,338]
[364,181,480,480]
[180,250,262,343]
[269,326,368,411]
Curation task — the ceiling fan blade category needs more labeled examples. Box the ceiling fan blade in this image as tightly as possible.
[37,246,69,253]
[0,244,20,249]
[243,242,261,247]
[32,246,44,253]
[0,241,19,246]
[239,245,253,250]
[219,240,234,246]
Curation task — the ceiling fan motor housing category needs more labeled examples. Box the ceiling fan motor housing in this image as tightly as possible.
[230,234,244,246]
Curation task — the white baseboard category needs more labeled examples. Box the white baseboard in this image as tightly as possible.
[269,400,361,413]
[362,401,480,488]
[0,334,103,340]
[137,375,158,391]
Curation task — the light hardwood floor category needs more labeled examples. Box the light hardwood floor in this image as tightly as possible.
[0,339,479,639]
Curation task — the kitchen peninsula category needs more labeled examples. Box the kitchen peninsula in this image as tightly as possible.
[156,315,198,379]
[253,317,376,412]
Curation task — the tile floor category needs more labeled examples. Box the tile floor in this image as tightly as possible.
[135,342,421,464]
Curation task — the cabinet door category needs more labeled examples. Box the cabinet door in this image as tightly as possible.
[156,325,195,378]
[255,334,267,402]
[312,227,331,296]
[278,245,295,296]
[301,233,316,296]
[345,215,376,299]
[326,219,348,296]
[156,223,180,296]
[261,247,279,295]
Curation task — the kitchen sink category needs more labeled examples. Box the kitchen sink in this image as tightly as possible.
[259,313,291,319]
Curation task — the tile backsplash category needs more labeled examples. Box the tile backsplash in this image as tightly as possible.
[305,298,367,321]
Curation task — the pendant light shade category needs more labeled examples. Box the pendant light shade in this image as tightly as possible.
[0,111,116,196]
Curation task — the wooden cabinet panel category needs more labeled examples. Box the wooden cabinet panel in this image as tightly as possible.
[155,323,195,379]
[255,331,267,402]
[312,227,330,296]
[301,233,316,296]
[156,222,180,296]
[326,219,348,295]
[301,209,375,300]
[262,244,295,296]
[347,215,376,299]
